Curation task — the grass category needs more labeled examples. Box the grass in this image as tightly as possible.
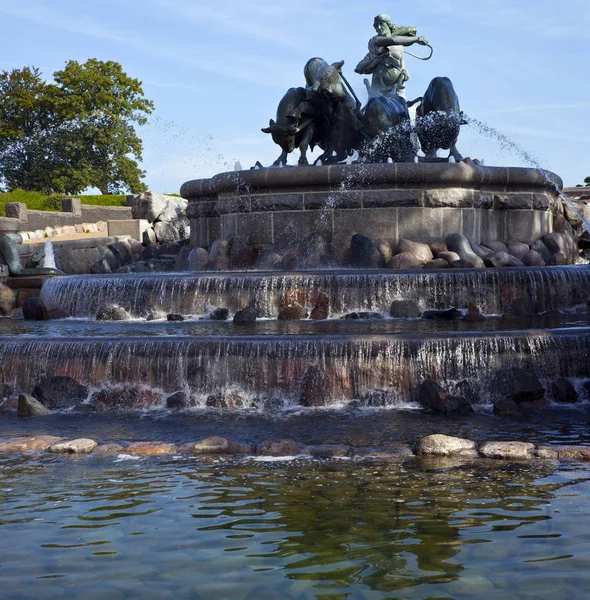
[0,189,128,216]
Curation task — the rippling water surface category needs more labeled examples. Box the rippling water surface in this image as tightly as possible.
[2,453,590,599]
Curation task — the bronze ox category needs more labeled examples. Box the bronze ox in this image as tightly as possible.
[411,76,466,161]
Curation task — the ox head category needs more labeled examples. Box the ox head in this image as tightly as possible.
[261,118,298,152]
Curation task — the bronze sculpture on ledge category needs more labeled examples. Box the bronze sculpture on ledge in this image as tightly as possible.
[261,13,465,167]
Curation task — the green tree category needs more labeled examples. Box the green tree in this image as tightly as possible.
[0,59,154,194]
[585,176,590,186]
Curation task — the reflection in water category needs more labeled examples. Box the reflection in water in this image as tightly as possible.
[1,455,590,598]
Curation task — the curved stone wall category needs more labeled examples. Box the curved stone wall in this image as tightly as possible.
[182,163,565,247]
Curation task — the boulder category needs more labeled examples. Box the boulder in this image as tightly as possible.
[521,250,546,267]
[173,246,192,271]
[131,192,187,222]
[278,303,308,320]
[93,443,125,455]
[446,233,484,267]
[233,306,257,325]
[256,439,307,456]
[375,240,392,264]
[0,283,16,317]
[422,308,462,320]
[470,242,494,260]
[306,444,350,458]
[506,242,530,260]
[181,436,251,454]
[18,393,52,417]
[299,365,331,407]
[493,398,521,417]
[462,302,486,322]
[416,434,478,457]
[49,438,97,454]
[310,291,329,320]
[478,441,535,460]
[436,251,460,263]
[388,252,422,269]
[349,234,385,268]
[209,308,229,321]
[424,258,449,269]
[206,392,245,409]
[125,441,177,455]
[166,313,185,321]
[551,378,578,404]
[22,297,49,321]
[547,252,568,266]
[429,242,447,255]
[107,241,133,266]
[390,300,421,318]
[542,232,568,256]
[89,387,162,410]
[32,376,89,409]
[485,240,509,254]
[393,239,433,265]
[0,435,64,452]
[530,239,552,262]
[506,297,534,316]
[449,259,476,269]
[418,379,446,412]
[341,312,383,320]
[504,371,545,404]
[209,239,230,270]
[443,395,474,415]
[556,446,590,461]
[153,221,180,244]
[166,391,190,409]
[97,306,131,321]
[486,251,525,268]
[187,247,210,271]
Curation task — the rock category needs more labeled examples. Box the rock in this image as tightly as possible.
[173,246,192,270]
[424,258,449,269]
[97,306,131,321]
[418,379,446,412]
[485,240,508,254]
[416,434,478,457]
[49,438,97,454]
[281,248,299,269]
[506,242,530,260]
[141,245,159,260]
[187,247,210,271]
[355,389,396,407]
[18,393,52,417]
[206,392,245,409]
[166,313,185,321]
[463,302,486,322]
[278,303,308,320]
[229,236,260,269]
[349,234,385,268]
[547,252,567,266]
[530,240,552,262]
[393,239,433,265]
[306,444,350,458]
[470,242,494,260]
[209,239,230,270]
[89,387,162,410]
[421,308,462,320]
[388,252,422,269]
[446,233,484,267]
[48,309,68,320]
[352,444,414,461]
[253,248,283,270]
[487,251,525,268]
[93,443,125,455]
[32,376,89,409]
[209,308,229,321]
[153,221,180,244]
[444,395,474,415]
[449,259,476,269]
[551,378,578,404]
[256,439,307,456]
[142,228,157,246]
[436,251,460,263]
[555,446,590,461]
[341,312,383,320]
[166,391,190,409]
[503,371,545,404]
[131,192,187,222]
[310,291,329,320]
[429,242,447,255]
[233,306,257,325]
[478,441,535,460]
[542,232,568,256]
[299,365,330,407]
[0,435,64,452]
[22,297,49,320]
[181,436,251,454]
[452,380,479,405]
[521,250,546,266]
[375,240,392,264]
[535,446,559,459]
[0,283,16,317]
[390,300,421,318]
[108,241,133,266]
[493,398,521,417]
[125,442,177,455]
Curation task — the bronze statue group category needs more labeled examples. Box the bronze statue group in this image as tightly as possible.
[262,14,465,167]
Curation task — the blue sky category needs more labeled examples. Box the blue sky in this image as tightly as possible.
[1,0,588,192]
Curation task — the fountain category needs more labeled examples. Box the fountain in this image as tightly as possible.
[0,16,587,417]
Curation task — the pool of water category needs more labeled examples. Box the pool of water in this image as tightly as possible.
[1,312,590,339]
[2,452,590,599]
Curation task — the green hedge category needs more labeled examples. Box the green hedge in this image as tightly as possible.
[0,189,128,216]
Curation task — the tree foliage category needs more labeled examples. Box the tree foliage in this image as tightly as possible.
[585,176,590,186]
[0,60,154,194]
